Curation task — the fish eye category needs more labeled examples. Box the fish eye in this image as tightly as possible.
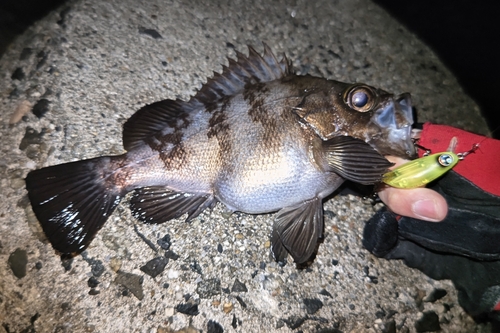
[352,91,368,107]
[344,85,376,112]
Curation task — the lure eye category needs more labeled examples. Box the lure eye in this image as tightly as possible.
[345,85,376,112]
[438,153,454,167]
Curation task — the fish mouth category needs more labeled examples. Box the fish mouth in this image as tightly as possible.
[370,93,416,158]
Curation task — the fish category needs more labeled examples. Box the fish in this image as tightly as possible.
[25,43,415,264]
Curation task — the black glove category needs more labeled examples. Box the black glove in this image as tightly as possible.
[363,170,500,323]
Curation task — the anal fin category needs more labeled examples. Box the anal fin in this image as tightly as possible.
[271,197,323,264]
[130,187,215,223]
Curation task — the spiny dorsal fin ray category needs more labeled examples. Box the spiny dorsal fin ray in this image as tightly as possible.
[122,43,290,151]
[191,42,291,105]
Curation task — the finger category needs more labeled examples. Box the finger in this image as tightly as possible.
[378,186,448,222]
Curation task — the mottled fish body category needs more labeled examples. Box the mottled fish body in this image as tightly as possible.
[26,44,415,264]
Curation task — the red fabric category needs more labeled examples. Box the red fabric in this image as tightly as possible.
[494,301,500,311]
[418,123,500,196]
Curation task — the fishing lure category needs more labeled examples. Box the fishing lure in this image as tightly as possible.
[382,138,479,189]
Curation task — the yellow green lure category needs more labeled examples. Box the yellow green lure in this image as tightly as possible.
[382,152,459,189]
[382,137,479,189]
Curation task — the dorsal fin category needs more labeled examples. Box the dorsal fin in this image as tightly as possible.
[190,42,291,105]
[122,43,291,150]
[123,99,193,151]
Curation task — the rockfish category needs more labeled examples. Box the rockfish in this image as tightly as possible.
[25,44,415,264]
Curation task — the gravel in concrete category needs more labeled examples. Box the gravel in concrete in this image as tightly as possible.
[0,0,491,332]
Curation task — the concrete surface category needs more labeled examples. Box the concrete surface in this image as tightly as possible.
[0,0,492,332]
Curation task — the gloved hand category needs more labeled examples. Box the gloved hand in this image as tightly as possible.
[364,123,500,323]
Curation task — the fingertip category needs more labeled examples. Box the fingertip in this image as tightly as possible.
[411,196,448,222]
[425,191,448,222]
[378,186,448,222]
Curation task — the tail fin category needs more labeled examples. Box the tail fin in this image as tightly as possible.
[25,156,125,257]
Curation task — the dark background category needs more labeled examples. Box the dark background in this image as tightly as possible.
[1,0,499,138]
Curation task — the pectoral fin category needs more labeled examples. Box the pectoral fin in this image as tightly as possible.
[271,197,323,264]
[321,136,393,185]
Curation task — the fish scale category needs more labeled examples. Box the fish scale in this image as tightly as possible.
[25,43,414,264]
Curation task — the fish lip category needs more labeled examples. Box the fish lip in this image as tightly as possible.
[370,93,416,158]
[396,93,417,157]
[395,93,416,158]
[395,92,414,124]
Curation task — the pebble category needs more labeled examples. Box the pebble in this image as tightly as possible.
[197,278,221,298]
[382,319,396,333]
[87,276,99,288]
[424,288,447,303]
[207,320,224,333]
[114,271,144,300]
[319,289,332,298]
[175,302,199,316]
[11,67,25,80]
[88,288,100,296]
[231,279,248,293]
[165,250,180,260]
[10,178,25,190]
[303,298,323,314]
[235,296,247,309]
[109,257,122,272]
[189,260,202,274]
[157,234,171,250]
[231,314,238,328]
[375,310,386,319]
[8,248,28,279]
[167,269,179,279]
[60,303,71,312]
[61,258,73,272]
[31,99,50,118]
[284,316,306,330]
[415,311,441,332]
[19,127,44,150]
[222,302,233,314]
[434,304,448,314]
[9,100,31,124]
[81,252,105,277]
[138,27,163,39]
[140,256,168,278]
